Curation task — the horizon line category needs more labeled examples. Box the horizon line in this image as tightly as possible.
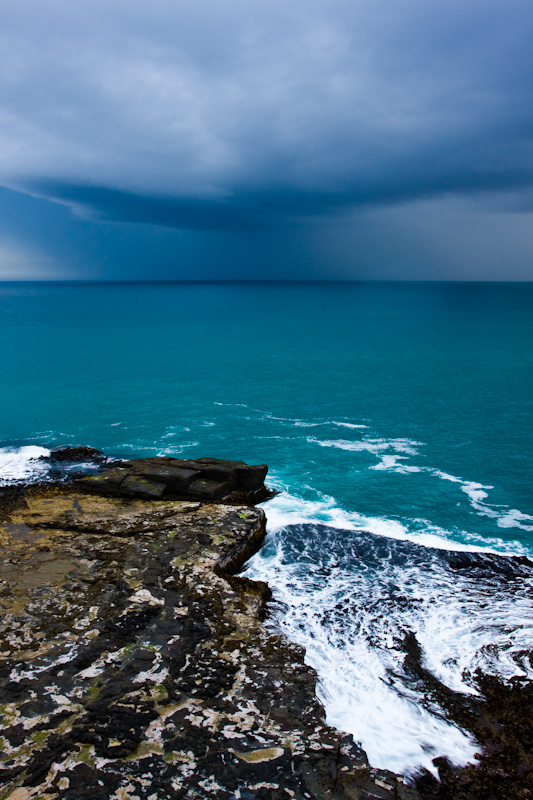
[1,278,533,285]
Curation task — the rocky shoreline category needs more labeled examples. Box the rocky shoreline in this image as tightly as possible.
[0,453,418,800]
[1,451,532,799]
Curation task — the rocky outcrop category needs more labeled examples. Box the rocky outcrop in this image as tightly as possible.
[43,446,107,464]
[0,477,418,800]
[75,456,271,504]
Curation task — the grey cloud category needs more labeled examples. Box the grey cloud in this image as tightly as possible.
[1,0,533,232]
[308,196,533,281]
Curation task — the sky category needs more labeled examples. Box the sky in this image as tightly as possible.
[0,0,532,280]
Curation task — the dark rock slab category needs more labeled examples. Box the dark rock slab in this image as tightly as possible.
[77,466,130,495]
[75,455,271,503]
[237,463,268,492]
[119,474,167,499]
[129,462,199,492]
[188,477,233,500]
[193,462,239,488]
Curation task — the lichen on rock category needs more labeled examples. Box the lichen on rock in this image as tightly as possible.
[0,464,418,800]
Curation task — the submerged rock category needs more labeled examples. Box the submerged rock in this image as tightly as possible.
[0,471,417,800]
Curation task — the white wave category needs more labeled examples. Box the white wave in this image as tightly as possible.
[433,471,533,532]
[262,487,531,557]
[309,436,422,457]
[262,487,409,541]
[263,416,369,430]
[498,509,533,530]
[459,481,533,531]
[332,421,369,429]
[371,455,423,474]
[408,519,531,557]
[155,442,201,456]
[247,508,533,776]
[196,406,533,534]
[213,403,370,432]
[246,530,477,775]
[309,434,533,534]
[0,445,51,485]
[461,481,493,509]
[432,470,463,484]
[161,425,192,439]
[285,419,367,429]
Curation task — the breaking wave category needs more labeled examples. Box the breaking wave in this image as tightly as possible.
[247,496,533,776]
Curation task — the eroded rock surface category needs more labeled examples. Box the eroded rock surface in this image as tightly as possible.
[75,457,270,504]
[0,487,418,800]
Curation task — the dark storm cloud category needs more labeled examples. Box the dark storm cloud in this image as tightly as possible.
[1,0,533,232]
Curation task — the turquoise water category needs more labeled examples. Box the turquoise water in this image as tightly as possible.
[2,281,532,544]
[2,280,533,775]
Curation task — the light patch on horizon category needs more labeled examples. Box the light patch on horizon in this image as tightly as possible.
[0,237,67,280]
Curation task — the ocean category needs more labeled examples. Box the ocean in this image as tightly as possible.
[1,280,533,777]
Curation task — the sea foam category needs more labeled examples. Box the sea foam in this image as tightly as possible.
[247,496,533,776]
[0,445,51,485]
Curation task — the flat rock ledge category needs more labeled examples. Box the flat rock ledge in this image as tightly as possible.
[0,476,419,800]
[74,457,271,504]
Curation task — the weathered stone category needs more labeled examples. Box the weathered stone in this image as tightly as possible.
[194,461,239,488]
[0,480,419,800]
[237,463,268,492]
[75,455,270,503]
[2,456,532,799]
[188,477,233,500]
[75,466,130,495]
[119,474,167,499]
[130,463,199,492]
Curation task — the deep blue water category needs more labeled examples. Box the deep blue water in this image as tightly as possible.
[2,280,533,775]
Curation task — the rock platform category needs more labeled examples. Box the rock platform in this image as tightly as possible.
[0,459,419,800]
[74,457,271,504]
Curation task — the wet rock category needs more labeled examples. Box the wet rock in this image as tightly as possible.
[45,446,106,463]
[129,462,199,492]
[192,459,241,487]
[0,473,416,800]
[236,463,269,492]
[188,477,234,500]
[77,466,130,496]
[76,455,271,503]
[400,631,533,800]
[119,474,167,499]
